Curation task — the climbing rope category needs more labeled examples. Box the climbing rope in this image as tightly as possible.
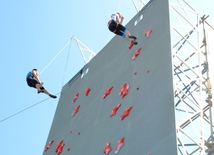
[61,39,72,89]
[0,92,61,123]
[117,0,122,12]
[40,39,72,75]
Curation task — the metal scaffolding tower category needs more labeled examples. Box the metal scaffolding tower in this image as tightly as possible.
[169,0,213,154]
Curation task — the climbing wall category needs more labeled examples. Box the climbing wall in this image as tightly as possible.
[43,0,178,154]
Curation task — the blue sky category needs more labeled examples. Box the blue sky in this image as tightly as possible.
[0,1,213,155]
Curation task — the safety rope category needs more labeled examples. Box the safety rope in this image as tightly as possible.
[40,39,72,75]
[117,0,122,12]
[61,39,72,89]
[0,92,61,123]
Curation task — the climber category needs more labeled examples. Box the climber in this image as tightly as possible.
[26,69,57,99]
[107,12,138,45]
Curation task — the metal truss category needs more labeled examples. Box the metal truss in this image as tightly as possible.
[131,0,149,12]
[169,0,213,154]
[71,36,96,64]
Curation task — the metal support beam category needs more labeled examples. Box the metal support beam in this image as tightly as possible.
[71,36,96,64]
[170,0,213,154]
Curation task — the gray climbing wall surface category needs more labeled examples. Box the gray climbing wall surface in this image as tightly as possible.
[43,0,178,154]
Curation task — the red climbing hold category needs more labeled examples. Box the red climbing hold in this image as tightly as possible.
[110,103,121,117]
[134,72,137,75]
[44,140,54,151]
[103,142,112,155]
[147,70,150,73]
[115,137,125,153]
[85,88,91,96]
[128,39,137,49]
[103,86,113,99]
[119,83,130,99]
[55,140,65,155]
[67,148,70,151]
[132,48,141,60]
[72,93,79,103]
[120,106,133,120]
[71,105,80,117]
[145,29,152,37]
